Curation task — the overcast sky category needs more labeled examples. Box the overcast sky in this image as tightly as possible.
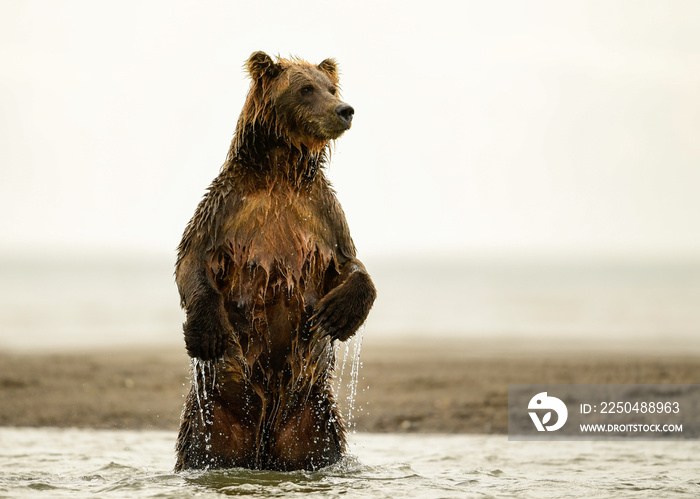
[2,0,699,261]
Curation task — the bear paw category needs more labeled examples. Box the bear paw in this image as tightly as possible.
[310,279,374,342]
[183,315,231,361]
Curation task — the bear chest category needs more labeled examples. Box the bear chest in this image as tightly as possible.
[220,189,336,296]
[241,190,330,251]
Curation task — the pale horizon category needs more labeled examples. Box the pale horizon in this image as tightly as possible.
[2,1,700,261]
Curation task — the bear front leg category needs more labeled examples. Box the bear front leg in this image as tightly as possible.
[177,255,234,361]
[310,259,376,342]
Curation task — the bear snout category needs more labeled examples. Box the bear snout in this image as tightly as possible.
[335,104,354,128]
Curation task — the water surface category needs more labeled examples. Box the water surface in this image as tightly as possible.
[1,429,698,498]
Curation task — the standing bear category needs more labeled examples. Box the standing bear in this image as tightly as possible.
[174,52,376,471]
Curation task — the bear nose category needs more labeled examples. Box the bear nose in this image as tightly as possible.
[335,104,354,126]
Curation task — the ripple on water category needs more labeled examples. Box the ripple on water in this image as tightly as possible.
[181,456,423,497]
[1,430,700,498]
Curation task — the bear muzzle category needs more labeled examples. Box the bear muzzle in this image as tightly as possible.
[335,103,354,129]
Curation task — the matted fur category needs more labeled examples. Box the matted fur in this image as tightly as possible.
[174,52,375,471]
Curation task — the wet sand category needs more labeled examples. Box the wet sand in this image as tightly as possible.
[0,338,698,433]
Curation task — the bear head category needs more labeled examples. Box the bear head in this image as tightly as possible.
[241,51,354,154]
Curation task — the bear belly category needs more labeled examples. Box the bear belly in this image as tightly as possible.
[224,250,329,373]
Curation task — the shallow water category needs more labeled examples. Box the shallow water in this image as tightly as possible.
[1,429,698,498]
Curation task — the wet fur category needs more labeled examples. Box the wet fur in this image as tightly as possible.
[174,52,376,471]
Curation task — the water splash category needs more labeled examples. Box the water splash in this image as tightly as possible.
[346,326,365,429]
[190,358,204,423]
[334,325,365,433]
[190,358,217,460]
[335,341,350,394]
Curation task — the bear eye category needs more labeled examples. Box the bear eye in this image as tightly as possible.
[300,85,314,96]
[329,87,337,96]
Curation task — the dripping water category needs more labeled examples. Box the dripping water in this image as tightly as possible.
[335,341,351,393]
[334,325,366,433]
[346,325,365,429]
[191,358,218,460]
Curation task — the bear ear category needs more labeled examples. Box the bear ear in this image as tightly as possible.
[317,58,338,79]
[246,51,281,80]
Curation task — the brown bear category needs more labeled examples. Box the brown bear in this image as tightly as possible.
[174,51,376,472]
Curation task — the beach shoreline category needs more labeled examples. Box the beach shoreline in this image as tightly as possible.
[1,338,698,433]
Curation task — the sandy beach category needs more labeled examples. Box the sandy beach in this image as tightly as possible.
[1,338,697,433]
